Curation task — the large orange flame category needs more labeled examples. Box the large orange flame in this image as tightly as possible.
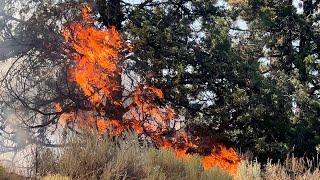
[59,4,240,176]
[63,5,122,105]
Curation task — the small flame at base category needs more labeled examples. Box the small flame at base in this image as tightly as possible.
[202,146,240,175]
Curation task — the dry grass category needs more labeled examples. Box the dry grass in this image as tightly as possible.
[0,165,24,180]
[235,159,262,180]
[42,174,70,180]
[236,156,320,180]
[35,132,320,180]
[144,149,231,180]
[36,132,231,180]
[41,132,148,179]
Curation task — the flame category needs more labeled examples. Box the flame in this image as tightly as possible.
[202,146,240,175]
[63,4,122,105]
[59,4,240,176]
[161,131,240,175]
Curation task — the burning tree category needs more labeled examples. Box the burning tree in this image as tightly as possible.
[5,0,319,176]
[58,4,240,175]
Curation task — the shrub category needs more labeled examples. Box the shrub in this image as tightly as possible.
[37,132,320,180]
[264,156,320,180]
[0,165,5,177]
[236,156,320,180]
[42,174,70,180]
[37,148,59,177]
[235,160,262,180]
[144,149,231,180]
[36,132,231,180]
[0,165,24,180]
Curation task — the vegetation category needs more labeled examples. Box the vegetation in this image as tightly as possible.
[0,165,23,180]
[0,0,320,178]
[235,157,320,180]
[36,132,232,180]
[35,132,320,180]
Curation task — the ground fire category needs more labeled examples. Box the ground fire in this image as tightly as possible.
[57,4,240,175]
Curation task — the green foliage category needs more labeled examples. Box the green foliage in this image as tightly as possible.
[233,0,320,160]
[123,0,320,163]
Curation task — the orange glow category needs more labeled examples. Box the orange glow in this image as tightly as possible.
[202,145,240,175]
[63,5,122,105]
[96,119,124,135]
[81,4,93,22]
[59,4,240,176]
[161,132,240,175]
